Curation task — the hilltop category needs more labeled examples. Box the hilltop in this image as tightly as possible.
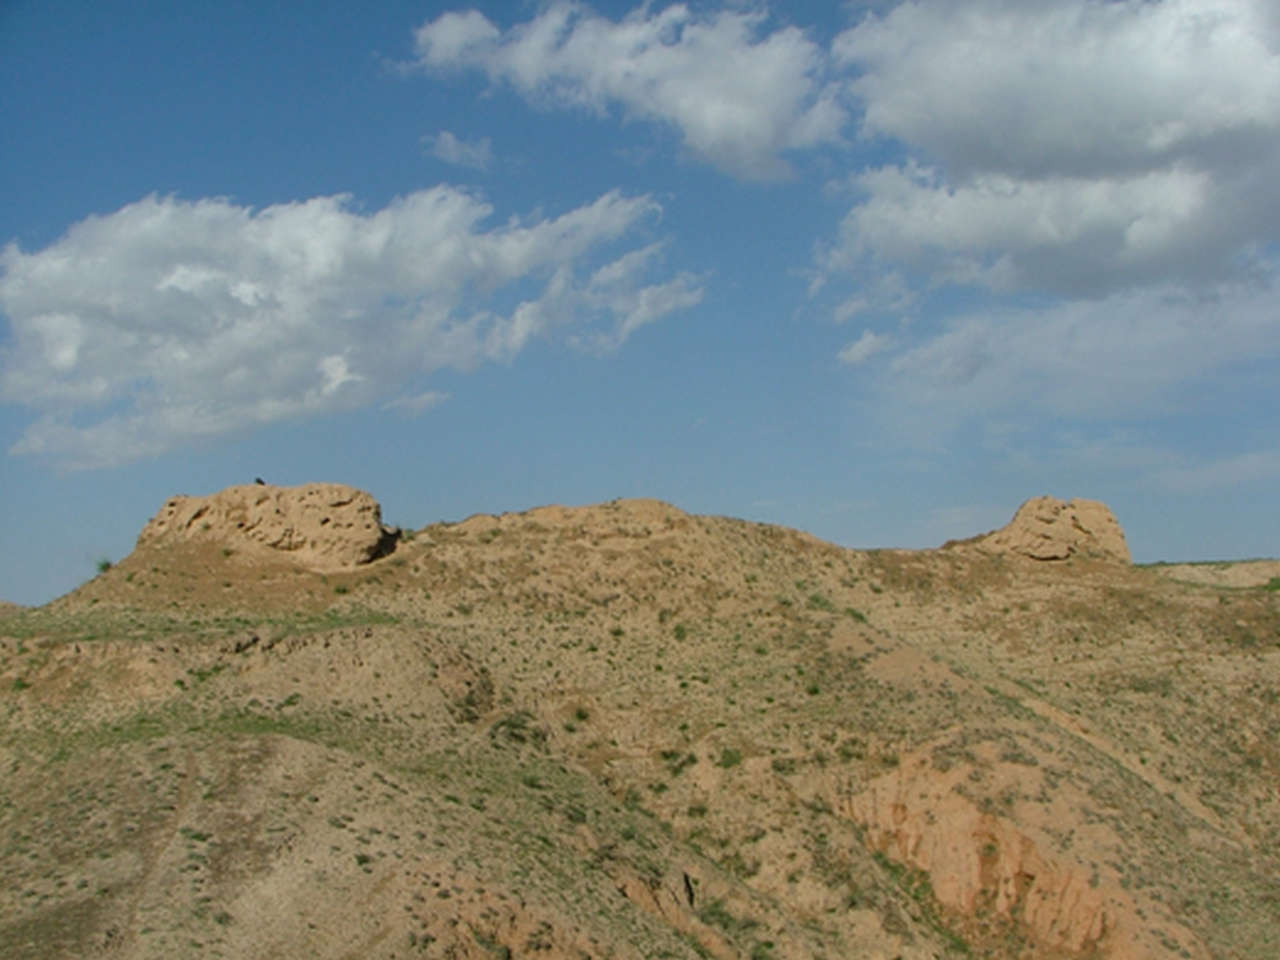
[1,485,1277,959]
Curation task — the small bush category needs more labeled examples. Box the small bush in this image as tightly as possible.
[717,747,743,769]
[490,711,546,748]
[837,738,864,762]
[698,899,758,935]
[661,750,697,776]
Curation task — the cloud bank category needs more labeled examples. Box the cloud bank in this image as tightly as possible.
[0,189,700,467]
[828,0,1280,298]
[822,0,1280,440]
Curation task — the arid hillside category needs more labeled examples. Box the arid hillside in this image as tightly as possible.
[1,485,1277,959]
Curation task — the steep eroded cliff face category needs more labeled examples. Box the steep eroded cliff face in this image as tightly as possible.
[844,742,1207,960]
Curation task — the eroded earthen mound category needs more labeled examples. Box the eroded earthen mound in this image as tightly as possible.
[976,495,1131,563]
[136,483,399,571]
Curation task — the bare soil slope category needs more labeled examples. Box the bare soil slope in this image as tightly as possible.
[2,489,1277,959]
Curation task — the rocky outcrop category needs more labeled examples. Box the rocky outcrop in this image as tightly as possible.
[137,483,399,571]
[976,496,1131,563]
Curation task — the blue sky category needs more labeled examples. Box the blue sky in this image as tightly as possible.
[3,0,1278,605]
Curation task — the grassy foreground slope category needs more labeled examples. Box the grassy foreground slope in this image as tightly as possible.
[2,497,1278,959]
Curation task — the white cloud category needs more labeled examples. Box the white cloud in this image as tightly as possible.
[413,3,846,179]
[826,162,1235,296]
[837,0,1280,180]
[824,0,1280,299]
[837,329,891,365]
[416,9,499,63]
[0,189,700,468]
[428,130,493,169]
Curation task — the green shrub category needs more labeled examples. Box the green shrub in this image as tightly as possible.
[661,750,697,776]
[490,711,546,747]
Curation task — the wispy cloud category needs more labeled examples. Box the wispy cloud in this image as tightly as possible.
[837,329,891,365]
[567,243,704,353]
[383,390,448,416]
[874,280,1280,431]
[0,189,700,467]
[427,130,493,170]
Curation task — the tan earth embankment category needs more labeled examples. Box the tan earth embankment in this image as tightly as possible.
[135,482,400,571]
[967,495,1131,563]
